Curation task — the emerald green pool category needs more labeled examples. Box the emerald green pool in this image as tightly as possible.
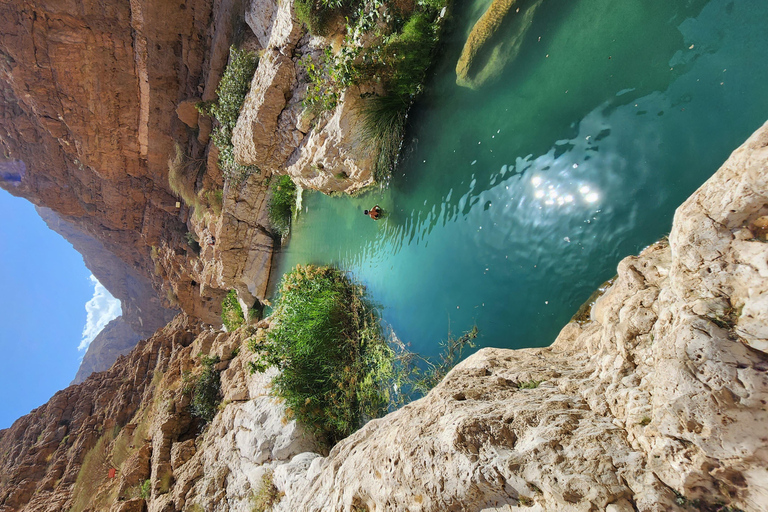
[273,0,768,358]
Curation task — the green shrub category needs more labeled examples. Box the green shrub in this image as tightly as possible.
[383,12,437,99]
[249,265,477,446]
[295,0,333,36]
[267,175,297,238]
[222,289,245,331]
[249,265,403,445]
[518,379,541,389]
[140,479,151,500]
[199,47,259,182]
[190,355,222,423]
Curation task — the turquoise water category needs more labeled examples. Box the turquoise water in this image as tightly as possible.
[273,0,768,358]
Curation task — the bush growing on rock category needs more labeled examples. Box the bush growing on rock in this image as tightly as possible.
[267,175,297,238]
[190,355,221,424]
[248,265,404,445]
[301,0,444,181]
[247,265,478,446]
[198,46,259,182]
[221,289,245,331]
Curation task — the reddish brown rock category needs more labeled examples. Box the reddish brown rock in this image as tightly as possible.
[0,0,228,333]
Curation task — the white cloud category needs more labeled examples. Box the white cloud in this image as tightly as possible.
[79,275,122,351]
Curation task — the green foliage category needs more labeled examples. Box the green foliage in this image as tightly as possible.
[249,265,477,446]
[190,355,222,424]
[200,47,260,182]
[249,265,404,445]
[140,479,151,500]
[267,175,297,238]
[382,12,437,98]
[418,0,447,10]
[518,379,541,389]
[295,0,333,36]
[301,1,442,181]
[207,189,224,216]
[639,416,651,426]
[251,470,282,511]
[361,94,408,182]
[222,290,245,331]
[410,326,477,394]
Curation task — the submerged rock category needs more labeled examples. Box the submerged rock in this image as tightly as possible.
[456,0,544,89]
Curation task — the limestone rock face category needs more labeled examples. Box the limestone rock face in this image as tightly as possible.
[232,0,376,194]
[272,121,768,511]
[0,315,203,512]
[202,174,276,309]
[72,316,144,385]
[0,0,269,334]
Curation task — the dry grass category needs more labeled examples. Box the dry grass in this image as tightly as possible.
[69,429,117,512]
[251,470,283,511]
[168,143,202,209]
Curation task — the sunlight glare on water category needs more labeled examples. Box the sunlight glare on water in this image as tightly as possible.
[273,0,768,359]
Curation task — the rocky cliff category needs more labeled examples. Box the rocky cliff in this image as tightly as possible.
[0,0,221,330]
[0,0,298,381]
[1,123,766,511]
[71,316,144,386]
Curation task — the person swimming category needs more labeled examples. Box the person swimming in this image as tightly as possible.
[364,205,382,220]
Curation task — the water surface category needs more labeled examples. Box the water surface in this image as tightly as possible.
[273,0,768,358]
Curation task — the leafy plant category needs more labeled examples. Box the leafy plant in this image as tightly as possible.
[249,265,403,445]
[267,175,297,238]
[249,265,478,446]
[300,0,443,182]
[222,290,245,331]
[140,479,151,500]
[518,380,541,389]
[190,355,222,424]
[198,47,259,182]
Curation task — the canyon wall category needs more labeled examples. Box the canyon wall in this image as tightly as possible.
[0,0,217,325]
[0,0,291,381]
[1,122,765,511]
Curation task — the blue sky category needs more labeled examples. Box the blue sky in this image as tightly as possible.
[0,190,121,429]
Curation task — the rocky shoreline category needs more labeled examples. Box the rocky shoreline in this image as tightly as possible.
[0,0,766,509]
[1,120,765,511]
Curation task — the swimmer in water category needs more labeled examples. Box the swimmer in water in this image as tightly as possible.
[364,205,382,220]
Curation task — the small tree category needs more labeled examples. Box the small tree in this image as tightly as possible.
[221,290,245,331]
[190,355,221,423]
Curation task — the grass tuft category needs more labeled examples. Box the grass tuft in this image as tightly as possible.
[251,470,283,511]
[518,380,541,390]
[168,143,204,209]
